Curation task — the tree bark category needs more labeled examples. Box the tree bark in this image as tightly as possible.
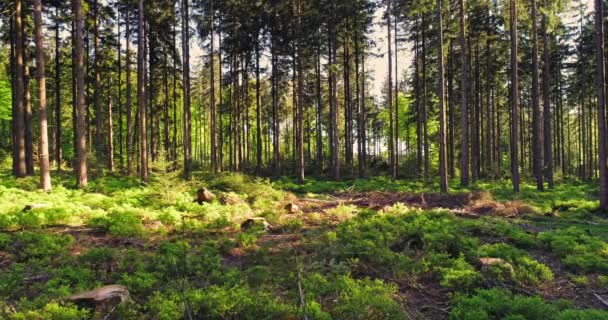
[596,0,608,208]
[531,0,544,191]
[437,0,448,193]
[510,0,520,192]
[14,0,27,178]
[542,0,554,188]
[73,0,88,187]
[34,0,52,192]
[138,0,148,183]
[459,0,470,186]
[55,8,62,171]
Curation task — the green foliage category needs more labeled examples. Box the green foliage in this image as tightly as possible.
[304,273,407,320]
[187,284,296,319]
[450,289,608,320]
[539,227,608,273]
[477,243,554,285]
[89,207,145,237]
[434,255,483,290]
[1,302,90,320]
[11,232,73,261]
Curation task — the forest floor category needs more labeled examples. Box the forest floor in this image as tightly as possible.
[1,169,608,319]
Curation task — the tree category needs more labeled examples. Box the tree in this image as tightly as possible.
[459,0,469,187]
[14,0,27,178]
[595,0,608,208]
[33,0,52,192]
[542,0,554,188]
[183,0,192,179]
[386,0,396,179]
[73,0,87,187]
[437,0,448,193]
[531,0,543,191]
[510,0,520,192]
[138,0,148,183]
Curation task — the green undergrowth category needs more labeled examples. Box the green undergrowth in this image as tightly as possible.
[1,170,608,319]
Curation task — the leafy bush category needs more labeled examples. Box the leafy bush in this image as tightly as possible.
[304,273,407,320]
[1,302,90,320]
[187,284,296,319]
[477,243,553,285]
[12,232,73,261]
[450,289,608,320]
[539,227,608,273]
[89,207,145,237]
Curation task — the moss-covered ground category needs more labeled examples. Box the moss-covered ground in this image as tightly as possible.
[1,170,608,319]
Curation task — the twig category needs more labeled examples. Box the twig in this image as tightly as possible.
[295,253,309,320]
[593,292,608,308]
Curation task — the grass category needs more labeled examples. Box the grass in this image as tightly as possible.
[1,169,607,319]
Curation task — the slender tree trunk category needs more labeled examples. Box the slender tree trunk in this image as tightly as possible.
[55,9,62,171]
[94,0,103,161]
[24,30,34,176]
[210,0,218,173]
[14,0,27,178]
[596,0,608,208]
[531,0,544,190]
[117,5,123,170]
[316,44,324,173]
[386,0,396,179]
[296,0,305,183]
[34,0,51,191]
[138,0,148,183]
[73,0,87,187]
[459,0,469,186]
[126,9,134,175]
[255,43,263,175]
[510,0,520,192]
[542,0,554,188]
[437,0,448,193]
[108,80,114,172]
[10,16,17,176]
[182,0,192,178]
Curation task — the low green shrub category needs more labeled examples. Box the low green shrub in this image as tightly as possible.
[89,207,145,237]
[304,273,407,320]
[1,302,90,320]
[187,284,296,319]
[539,227,608,273]
[450,289,608,320]
[477,243,553,285]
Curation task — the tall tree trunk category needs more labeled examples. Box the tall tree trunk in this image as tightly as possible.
[596,0,608,208]
[94,0,103,161]
[14,0,27,178]
[117,4,123,170]
[55,8,62,171]
[459,0,469,186]
[316,44,324,173]
[73,0,88,187]
[386,0,396,179]
[138,0,148,183]
[394,13,400,176]
[182,0,192,178]
[531,0,544,190]
[126,9,134,175]
[10,16,17,176]
[510,0,520,192]
[24,29,34,176]
[210,0,218,173]
[108,80,114,171]
[34,0,51,192]
[437,0,448,193]
[542,0,554,188]
[256,43,262,175]
[296,0,305,183]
